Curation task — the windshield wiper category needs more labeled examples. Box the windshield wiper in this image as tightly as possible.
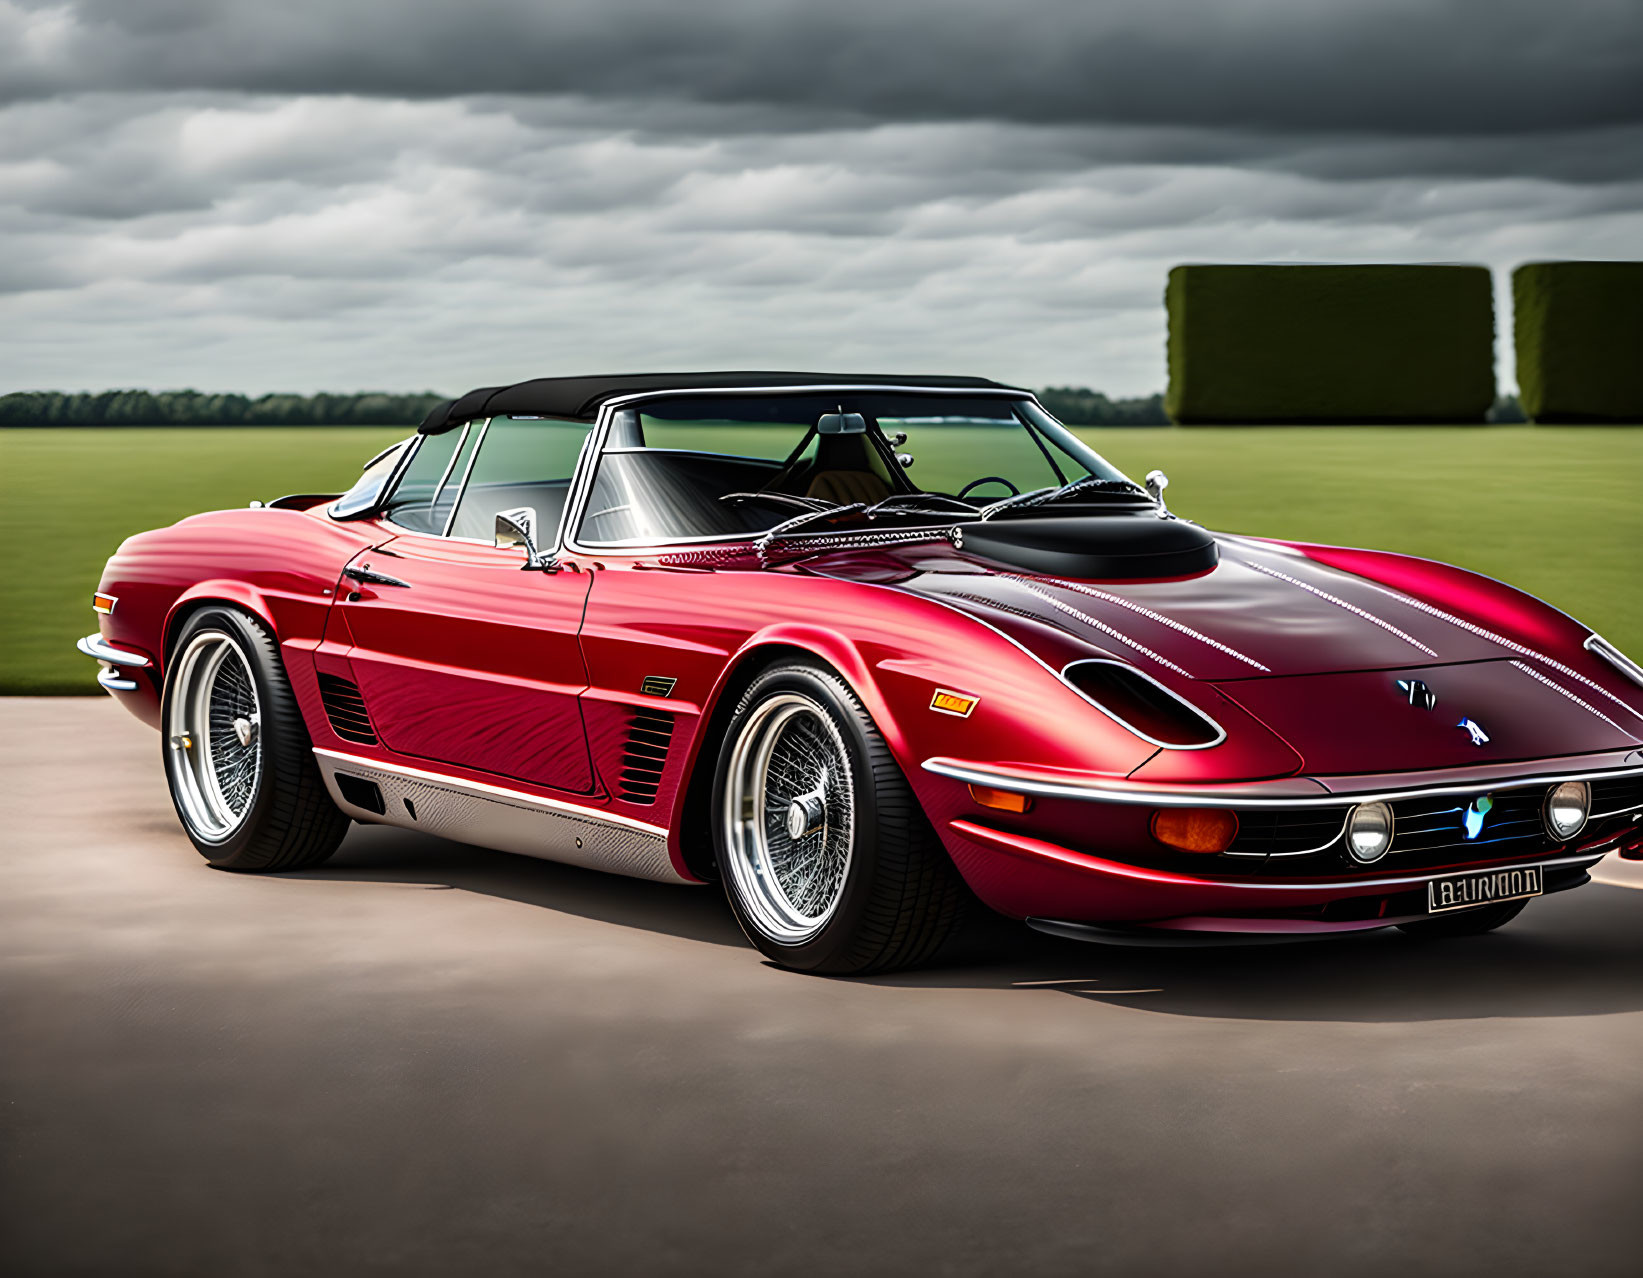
[758,503,868,542]
[862,492,979,521]
[977,475,1149,520]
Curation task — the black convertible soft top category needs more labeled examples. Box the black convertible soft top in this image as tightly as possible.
[417,371,1025,432]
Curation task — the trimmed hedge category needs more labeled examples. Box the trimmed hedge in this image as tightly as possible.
[1165,264,1496,424]
[1513,262,1643,423]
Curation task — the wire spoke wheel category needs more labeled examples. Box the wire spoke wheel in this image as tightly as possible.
[166,630,262,843]
[723,692,855,944]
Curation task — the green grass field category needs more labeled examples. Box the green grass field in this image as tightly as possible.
[2,425,1639,693]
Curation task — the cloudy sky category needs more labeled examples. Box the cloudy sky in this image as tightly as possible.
[2,0,1640,397]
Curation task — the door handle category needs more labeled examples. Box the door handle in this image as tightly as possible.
[346,563,411,589]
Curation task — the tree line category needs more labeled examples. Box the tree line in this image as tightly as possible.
[0,389,447,427]
[0,386,1524,427]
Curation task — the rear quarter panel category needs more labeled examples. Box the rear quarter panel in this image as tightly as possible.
[96,508,382,728]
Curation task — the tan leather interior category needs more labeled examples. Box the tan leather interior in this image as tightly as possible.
[806,470,890,504]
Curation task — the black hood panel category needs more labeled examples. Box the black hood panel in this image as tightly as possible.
[956,515,1218,580]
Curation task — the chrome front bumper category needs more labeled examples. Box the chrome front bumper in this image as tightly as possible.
[76,633,151,692]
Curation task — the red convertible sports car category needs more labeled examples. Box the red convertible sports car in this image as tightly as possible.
[80,372,1643,972]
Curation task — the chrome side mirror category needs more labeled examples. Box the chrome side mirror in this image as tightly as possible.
[1145,469,1171,515]
[495,507,557,572]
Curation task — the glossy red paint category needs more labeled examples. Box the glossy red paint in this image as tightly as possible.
[85,480,1643,931]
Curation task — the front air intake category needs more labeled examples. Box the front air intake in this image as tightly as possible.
[316,673,378,745]
[619,709,675,804]
[1062,659,1224,748]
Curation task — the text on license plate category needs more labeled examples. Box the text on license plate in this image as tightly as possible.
[1427,865,1543,914]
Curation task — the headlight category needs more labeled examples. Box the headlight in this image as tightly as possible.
[1347,801,1394,863]
[1543,781,1590,841]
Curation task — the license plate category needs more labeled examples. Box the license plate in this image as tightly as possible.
[1426,865,1544,913]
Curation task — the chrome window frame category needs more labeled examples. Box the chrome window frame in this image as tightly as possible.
[558,384,1119,557]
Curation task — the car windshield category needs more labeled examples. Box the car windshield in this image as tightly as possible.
[577,393,1135,546]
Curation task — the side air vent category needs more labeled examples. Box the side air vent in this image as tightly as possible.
[316,673,378,745]
[333,772,386,815]
[619,709,675,804]
[1062,659,1224,748]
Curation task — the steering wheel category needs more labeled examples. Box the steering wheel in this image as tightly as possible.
[957,476,1019,499]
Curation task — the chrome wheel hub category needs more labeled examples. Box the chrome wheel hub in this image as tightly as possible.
[723,692,854,944]
[166,631,262,843]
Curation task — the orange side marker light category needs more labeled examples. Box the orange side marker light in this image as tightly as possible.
[1150,807,1239,853]
[969,784,1033,814]
[931,689,979,717]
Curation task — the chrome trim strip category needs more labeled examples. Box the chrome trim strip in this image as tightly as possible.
[951,818,1606,892]
[1508,659,1625,734]
[1226,815,1350,858]
[96,667,139,692]
[1341,573,1643,726]
[1241,559,1438,657]
[1005,576,1191,677]
[329,431,424,521]
[1587,633,1643,691]
[1059,658,1227,751]
[1040,576,1270,672]
[76,633,152,667]
[854,579,1214,753]
[439,416,491,538]
[313,749,668,836]
[922,756,1643,809]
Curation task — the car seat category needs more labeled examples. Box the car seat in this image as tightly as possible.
[804,433,890,504]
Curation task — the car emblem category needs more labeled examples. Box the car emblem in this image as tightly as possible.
[640,675,677,698]
[1397,678,1436,709]
[1458,717,1490,746]
[1463,794,1494,840]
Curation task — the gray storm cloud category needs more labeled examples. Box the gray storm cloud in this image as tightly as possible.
[6,0,1641,134]
[1,0,1639,395]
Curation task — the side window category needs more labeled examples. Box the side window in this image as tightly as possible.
[381,425,478,533]
[330,438,411,519]
[446,417,594,543]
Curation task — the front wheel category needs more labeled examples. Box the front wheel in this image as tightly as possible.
[1397,898,1528,939]
[162,606,349,871]
[713,661,964,974]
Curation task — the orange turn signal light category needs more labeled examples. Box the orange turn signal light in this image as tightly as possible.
[968,784,1033,814]
[92,593,117,614]
[1150,807,1239,853]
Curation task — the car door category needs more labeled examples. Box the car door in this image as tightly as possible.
[340,416,599,794]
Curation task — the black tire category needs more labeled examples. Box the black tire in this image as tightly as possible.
[712,660,965,974]
[162,606,349,871]
[1397,898,1529,939]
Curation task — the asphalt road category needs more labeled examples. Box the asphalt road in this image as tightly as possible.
[4,698,1642,1277]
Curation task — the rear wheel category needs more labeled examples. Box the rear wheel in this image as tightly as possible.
[713,661,964,974]
[162,607,348,871]
[1397,898,1528,938]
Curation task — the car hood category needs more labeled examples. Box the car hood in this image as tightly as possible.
[864,535,1504,680]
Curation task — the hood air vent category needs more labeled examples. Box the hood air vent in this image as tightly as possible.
[1063,659,1224,748]
[317,673,378,745]
[619,709,675,804]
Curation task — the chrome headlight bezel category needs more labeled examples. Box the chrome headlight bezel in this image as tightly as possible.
[1346,800,1395,863]
[1543,780,1590,842]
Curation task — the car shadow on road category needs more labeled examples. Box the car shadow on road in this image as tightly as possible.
[285,821,749,948]
[886,880,1643,1022]
[291,824,1643,1022]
